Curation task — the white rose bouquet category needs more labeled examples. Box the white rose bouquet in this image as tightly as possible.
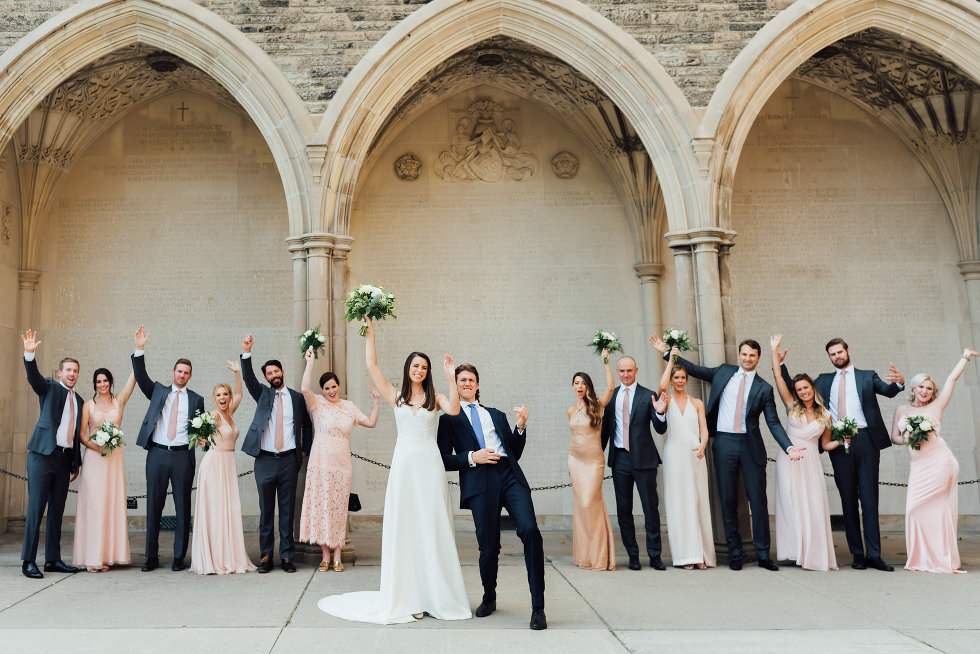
[298,325,327,359]
[589,330,623,360]
[92,420,124,456]
[662,327,695,360]
[831,416,858,453]
[344,284,397,337]
[900,414,935,451]
[188,409,218,450]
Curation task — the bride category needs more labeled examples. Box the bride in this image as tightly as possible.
[318,317,471,623]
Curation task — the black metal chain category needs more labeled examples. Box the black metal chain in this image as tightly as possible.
[0,466,253,499]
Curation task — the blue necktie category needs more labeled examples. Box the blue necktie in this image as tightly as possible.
[468,403,486,448]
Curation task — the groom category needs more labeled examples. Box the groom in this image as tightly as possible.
[132,324,205,572]
[437,364,546,631]
[240,334,312,573]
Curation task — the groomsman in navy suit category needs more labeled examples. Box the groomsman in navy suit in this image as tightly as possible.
[20,329,82,579]
[131,324,205,572]
[437,364,546,631]
[781,337,904,571]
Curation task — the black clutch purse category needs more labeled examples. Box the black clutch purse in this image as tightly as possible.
[348,493,361,512]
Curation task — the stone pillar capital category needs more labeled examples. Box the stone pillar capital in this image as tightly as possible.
[958,260,980,281]
[634,262,665,283]
[665,227,736,251]
[17,269,41,291]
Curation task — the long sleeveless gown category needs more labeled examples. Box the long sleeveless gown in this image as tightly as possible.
[774,413,837,571]
[190,418,255,574]
[897,405,963,573]
[662,398,715,567]
[300,396,367,548]
[567,406,616,570]
[318,404,471,624]
[73,399,131,569]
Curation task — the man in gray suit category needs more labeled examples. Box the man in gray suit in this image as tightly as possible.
[132,324,205,572]
[240,334,312,573]
[20,329,82,579]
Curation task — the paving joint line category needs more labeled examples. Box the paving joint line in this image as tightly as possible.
[0,573,73,614]
[550,561,632,653]
[268,567,317,653]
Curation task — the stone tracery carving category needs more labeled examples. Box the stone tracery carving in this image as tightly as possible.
[394,153,422,180]
[550,151,579,178]
[435,100,537,183]
[1,205,11,247]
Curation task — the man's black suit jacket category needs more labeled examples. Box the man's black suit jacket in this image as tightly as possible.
[240,354,312,461]
[600,383,667,470]
[437,405,530,510]
[132,354,205,449]
[24,357,82,473]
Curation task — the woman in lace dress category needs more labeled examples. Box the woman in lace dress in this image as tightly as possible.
[299,347,380,571]
[74,368,137,572]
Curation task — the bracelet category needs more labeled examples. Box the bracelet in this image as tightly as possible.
[963,355,971,361]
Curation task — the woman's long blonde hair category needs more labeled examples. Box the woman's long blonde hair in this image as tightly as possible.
[788,374,831,424]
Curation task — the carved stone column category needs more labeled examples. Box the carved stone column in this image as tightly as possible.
[957,260,980,507]
[633,262,665,377]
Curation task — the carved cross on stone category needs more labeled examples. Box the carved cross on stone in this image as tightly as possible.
[177,101,189,122]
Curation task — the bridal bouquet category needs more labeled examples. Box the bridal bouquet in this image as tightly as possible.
[298,325,327,359]
[92,421,124,456]
[589,330,623,361]
[899,414,935,451]
[663,327,695,360]
[831,416,858,453]
[345,284,397,337]
[188,410,218,450]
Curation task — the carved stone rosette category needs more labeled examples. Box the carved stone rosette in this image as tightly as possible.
[394,153,422,180]
[550,151,579,178]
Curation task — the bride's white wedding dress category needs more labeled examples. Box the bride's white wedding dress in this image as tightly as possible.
[318,404,472,623]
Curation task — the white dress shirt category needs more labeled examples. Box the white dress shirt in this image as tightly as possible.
[24,351,77,447]
[242,352,296,451]
[717,369,755,434]
[465,402,512,466]
[613,382,638,448]
[151,383,190,446]
[828,364,868,428]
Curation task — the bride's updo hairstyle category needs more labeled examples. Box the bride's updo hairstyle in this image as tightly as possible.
[907,373,938,404]
[397,351,437,411]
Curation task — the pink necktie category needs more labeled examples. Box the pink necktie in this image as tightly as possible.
[838,370,848,420]
[733,374,747,433]
[275,392,285,451]
[622,388,631,451]
[67,394,76,444]
[167,390,181,441]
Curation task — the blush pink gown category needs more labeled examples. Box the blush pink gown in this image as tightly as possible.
[898,405,963,573]
[73,399,131,570]
[774,414,837,571]
[190,418,255,574]
[568,406,616,570]
[300,396,366,548]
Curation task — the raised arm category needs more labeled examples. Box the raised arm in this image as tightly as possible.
[436,354,461,416]
[240,334,263,401]
[769,334,794,408]
[227,360,243,414]
[364,318,397,407]
[598,349,615,408]
[934,348,978,413]
[357,382,382,428]
[22,329,49,397]
[659,346,681,395]
[132,324,155,399]
[300,347,319,410]
[113,372,137,409]
[874,363,905,398]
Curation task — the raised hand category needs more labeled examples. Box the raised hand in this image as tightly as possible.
[226,360,240,373]
[964,348,980,360]
[652,391,668,413]
[669,345,680,361]
[443,353,455,378]
[649,333,668,354]
[134,324,149,349]
[369,381,380,399]
[513,404,529,429]
[22,329,41,353]
[770,334,787,364]
[884,363,905,385]
[304,346,314,362]
[787,445,806,461]
[601,348,610,364]
[243,334,253,353]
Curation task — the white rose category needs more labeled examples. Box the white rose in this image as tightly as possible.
[113,428,121,437]
[317,334,325,342]
[191,417,203,429]
[670,329,681,339]
[920,419,933,432]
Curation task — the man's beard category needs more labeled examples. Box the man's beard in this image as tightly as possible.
[832,355,850,369]
[269,377,284,389]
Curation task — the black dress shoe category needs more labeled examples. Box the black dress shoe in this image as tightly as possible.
[281,559,297,573]
[851,556,867,570]
[627,558,641,571]
[758,558,779,571]
[171,558,186,572]
[257,557,274,573]
[530,607,547,630]
[44,560,79,573]
[728,556,743,571]
[475,599,496,617]
[22,561,43,579]
[141,557,159,572]
[866,557,894,571]
[649,557,666,571]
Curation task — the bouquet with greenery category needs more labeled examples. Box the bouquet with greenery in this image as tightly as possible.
[344,284,397,337]
[899,414,935,451]
[91,420,124,456]
[589,330,623,361]
[831,416,858,453]
[188,410,219,450]
[298,325,327,359]
[662,327,695,360]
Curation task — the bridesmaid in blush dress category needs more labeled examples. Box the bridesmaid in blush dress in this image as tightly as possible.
[299,347,380,571]
[769,335,838,571]
[190,361,255,574]
[74,367,137,572]
[567,348,616,570]
[890,348,977,574]
[660,347,715,570]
